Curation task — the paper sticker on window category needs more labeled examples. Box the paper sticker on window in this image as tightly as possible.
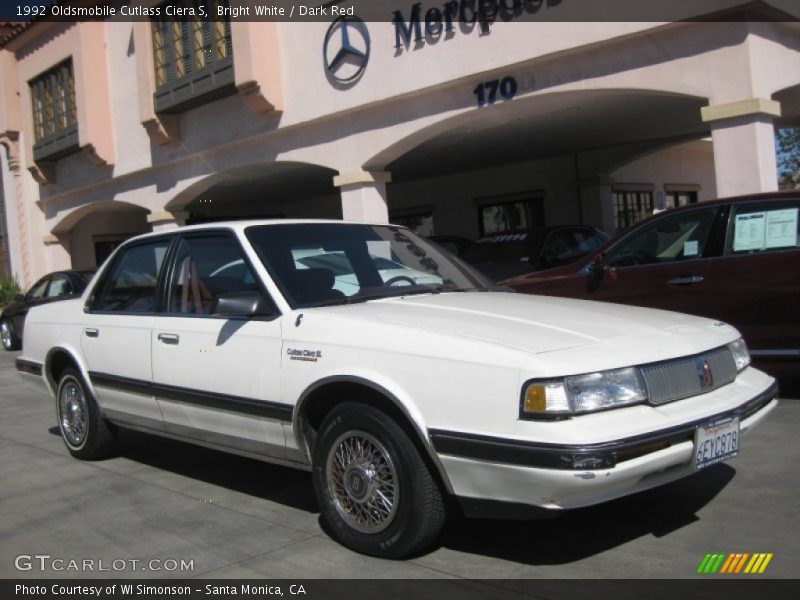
[683,240,699,257]
[733,212,766,251]
[765,208,798,249]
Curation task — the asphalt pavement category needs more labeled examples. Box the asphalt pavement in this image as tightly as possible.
[1,350,798,579]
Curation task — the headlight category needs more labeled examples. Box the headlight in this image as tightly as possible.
[728,337,750,372]
[522,367,648,418]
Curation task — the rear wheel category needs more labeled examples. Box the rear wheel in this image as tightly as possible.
[312,402,446,558]
[57,368,116,459]
[1,319,21,351]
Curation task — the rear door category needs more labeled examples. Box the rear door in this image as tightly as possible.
[81,237,172,426]
[151,232,287,459]
[696,197,800,358]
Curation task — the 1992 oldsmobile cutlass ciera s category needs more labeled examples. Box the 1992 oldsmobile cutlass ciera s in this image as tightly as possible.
[16,221,777,558]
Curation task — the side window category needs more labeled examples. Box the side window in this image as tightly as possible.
[27,278,50,300]
[46,276,72,298]
[478,197,544,236]
[606,208,718,268]
[168,235,262,315]
[729,202,799,255]
[93,240,170,312]
[541,231,575,265]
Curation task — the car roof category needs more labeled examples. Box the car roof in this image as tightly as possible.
[122,219,403,243]
[598,190,799,251]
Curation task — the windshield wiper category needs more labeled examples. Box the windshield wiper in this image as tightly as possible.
[347,286,440,304]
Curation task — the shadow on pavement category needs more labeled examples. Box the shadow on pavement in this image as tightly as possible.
[778,377,800,399]
[48,425,319,512]
[47,423,736,564]
[437,464,735,564]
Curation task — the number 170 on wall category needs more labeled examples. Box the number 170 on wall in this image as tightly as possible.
[474,76,518,108]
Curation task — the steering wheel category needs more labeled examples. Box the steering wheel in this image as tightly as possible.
[384,275,417,287]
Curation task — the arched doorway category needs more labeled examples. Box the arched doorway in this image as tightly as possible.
[51,202,151,269]
[166,162,340,224]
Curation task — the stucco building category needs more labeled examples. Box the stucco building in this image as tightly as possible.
[0,1,798,286]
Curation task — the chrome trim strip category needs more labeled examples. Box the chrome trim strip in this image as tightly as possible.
[103,409,307,469]
[750,349,800,357]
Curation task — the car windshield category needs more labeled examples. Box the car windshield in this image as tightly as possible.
[245,223,495,308]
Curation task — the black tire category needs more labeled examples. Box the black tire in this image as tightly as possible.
[56,367,117,459]
[1,319,21,351]
[312,402,446,558]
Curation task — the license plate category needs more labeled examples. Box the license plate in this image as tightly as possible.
[694,417,740,470]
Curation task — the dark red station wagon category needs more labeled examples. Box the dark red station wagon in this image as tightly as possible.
[504,192,800,377]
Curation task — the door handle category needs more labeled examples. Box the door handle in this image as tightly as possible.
[667,275,704,285]
[157,333,180,345]
[84,328,99,338]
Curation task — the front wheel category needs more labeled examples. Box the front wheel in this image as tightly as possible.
[57,368,117,459]
[1,319,21,351]
[312,402,446,558]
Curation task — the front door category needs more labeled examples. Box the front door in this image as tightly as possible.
[151,233,287,458]
[589,205,723,318]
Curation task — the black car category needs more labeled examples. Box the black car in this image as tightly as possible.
[461,226,609,281]
[1,270,94,351]
[427,235,473,258]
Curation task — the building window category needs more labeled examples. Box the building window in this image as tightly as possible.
[29,59,79,162]
[151,0,235,114]
[665,190,698,209]
[478,196,544,236]
[390,211,435,236]
[614,190,654,230]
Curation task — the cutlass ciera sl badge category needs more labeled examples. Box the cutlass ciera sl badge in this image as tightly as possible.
[323,16,370,85]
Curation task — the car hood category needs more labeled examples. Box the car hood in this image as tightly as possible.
[314,292,739,359]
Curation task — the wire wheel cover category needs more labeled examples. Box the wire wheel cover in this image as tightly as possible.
[326,431,399,534]
[60,380,87,446]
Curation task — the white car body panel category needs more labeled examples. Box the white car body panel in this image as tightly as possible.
[151,316,286,455]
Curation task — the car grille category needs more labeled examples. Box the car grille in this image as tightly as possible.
[641,346,738,405]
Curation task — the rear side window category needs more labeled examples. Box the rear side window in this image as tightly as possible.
[46,276,72,298]
[92,240,170,313]
[27,278,49,300]
[729,202,800,254]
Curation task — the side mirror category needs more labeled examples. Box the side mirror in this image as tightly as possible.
[14,294,25,303]
[587,253,608,292]
[211,291,276,319]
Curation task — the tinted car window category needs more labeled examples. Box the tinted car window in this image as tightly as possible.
[606,208,718,268]
[168,235,261,315]
[46,276,72,298]
[729,202,799,254]
[93,240,170,312]
[27,278,50,300]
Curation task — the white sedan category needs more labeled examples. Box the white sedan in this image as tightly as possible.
[17,220,777,558]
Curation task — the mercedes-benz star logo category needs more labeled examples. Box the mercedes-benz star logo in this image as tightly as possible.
[323,16,370,86]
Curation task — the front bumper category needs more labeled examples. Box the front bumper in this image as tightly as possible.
[432,379,778,510]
